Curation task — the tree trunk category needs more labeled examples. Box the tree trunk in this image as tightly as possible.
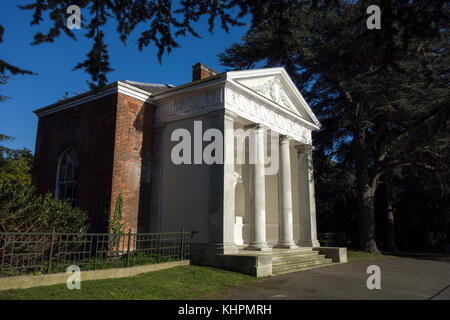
[384,174,398,254]
[355,129,381,253]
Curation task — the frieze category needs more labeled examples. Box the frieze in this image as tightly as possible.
[225,87,311,144]
[156,87,224,121]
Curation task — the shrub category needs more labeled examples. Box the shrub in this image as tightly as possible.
[108,191,126,254]
[0,179,88,233]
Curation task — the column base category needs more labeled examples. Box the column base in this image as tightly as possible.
[297,240,320,248]
[274,241,298,249]
[244,243,272,251]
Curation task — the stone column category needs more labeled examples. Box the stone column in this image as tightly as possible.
[276,135,297,248]
[246,125,270,251]
[207,110,237,254]
[296,144,320,247]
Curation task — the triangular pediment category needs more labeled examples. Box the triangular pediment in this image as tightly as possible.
[226,68,321,128]
[237,76,301,115]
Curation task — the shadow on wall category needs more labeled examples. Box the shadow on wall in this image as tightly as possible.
[135,103,155,233]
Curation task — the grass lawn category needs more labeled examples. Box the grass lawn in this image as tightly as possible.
[347,250,397,263]
[0,266,255,300]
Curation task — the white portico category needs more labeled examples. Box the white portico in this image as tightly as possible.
[151,66,326,275]
[224,68,321,252]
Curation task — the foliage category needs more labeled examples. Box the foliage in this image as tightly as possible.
[314,149,357,243]
[0,148,33,184]
[0,179,88,233]
[108,191,126,253]
[0,133,13,160]
[0,132,33,187]
[0,25,36,102]
[110,191,125,233]
[388,167,449,251]
[15,0,251,88]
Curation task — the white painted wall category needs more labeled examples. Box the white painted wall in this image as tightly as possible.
[159,116,212,243]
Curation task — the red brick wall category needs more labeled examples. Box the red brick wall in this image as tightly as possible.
[33,94,118,231]
[110,93,154,233]
[192,63,218,81]
[33,91,155,233]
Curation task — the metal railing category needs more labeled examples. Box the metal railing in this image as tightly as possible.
[0,229,192,277]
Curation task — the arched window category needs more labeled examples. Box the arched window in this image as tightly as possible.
[55,148,78,204]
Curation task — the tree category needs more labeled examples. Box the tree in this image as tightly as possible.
[0,134,13,160]
[14,0,253,88]
[392,166,449,251]
[0,148,34,185]
[0,134,33,184]
[0,25,35,102]
[383,172,397,254]
[219,0,449,252]
[314,147,358,246]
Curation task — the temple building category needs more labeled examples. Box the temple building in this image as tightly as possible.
[33,63,346,276]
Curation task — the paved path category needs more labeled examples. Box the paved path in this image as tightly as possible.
[215,257,450,300]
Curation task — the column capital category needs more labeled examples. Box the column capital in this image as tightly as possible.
[224,110,238,122]
[279,135,291,144]
[244,123,268,133]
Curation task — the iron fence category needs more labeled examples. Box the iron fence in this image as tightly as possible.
[0,229,192,277]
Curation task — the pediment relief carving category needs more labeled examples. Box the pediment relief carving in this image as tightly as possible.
[225,88,311,144]
[250,77,298,115]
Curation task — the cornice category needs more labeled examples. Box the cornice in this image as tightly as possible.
[225,79,319,131]
[34,81,153,117]
[224,84,312,144]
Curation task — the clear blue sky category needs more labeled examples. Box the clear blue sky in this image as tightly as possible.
[0,1,252,153]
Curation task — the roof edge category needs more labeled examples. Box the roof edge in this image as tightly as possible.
[226,67,321,128]
[33,81,157,117]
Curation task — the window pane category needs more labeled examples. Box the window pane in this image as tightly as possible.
[56,148,78,202]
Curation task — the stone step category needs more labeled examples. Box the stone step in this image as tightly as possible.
[241,247,316,256]
[272,255,330,266]
[272,252,320,262]
[273,258,334,272]
[273,261,336,275]
[237,247,317,254]
[270,248,316,254]
[273,256,331,267]
[272,256,330,267]
[271,249,318,255]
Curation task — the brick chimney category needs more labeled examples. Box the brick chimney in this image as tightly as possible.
[192,62,218,81]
